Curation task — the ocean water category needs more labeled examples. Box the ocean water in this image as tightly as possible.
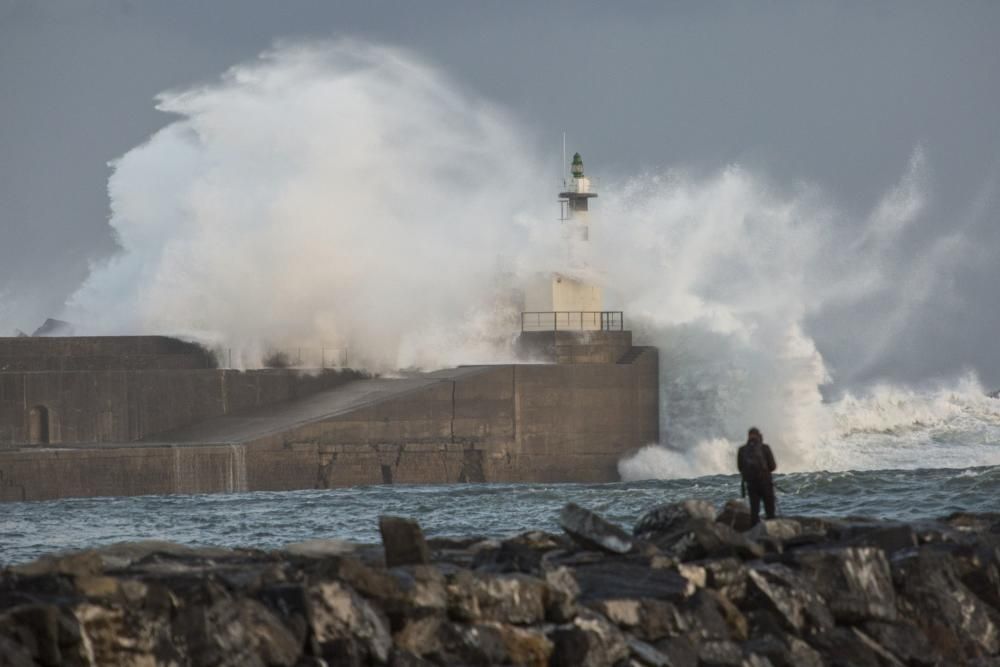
[3,379,999,565]
[2,465,997,566]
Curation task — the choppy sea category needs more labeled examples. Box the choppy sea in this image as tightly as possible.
[2,465,997,565]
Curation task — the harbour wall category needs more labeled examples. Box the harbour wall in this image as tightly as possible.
[0,348,658,501]
[0,368,362,446]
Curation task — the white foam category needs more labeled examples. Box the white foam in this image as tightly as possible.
[61,39,992,478]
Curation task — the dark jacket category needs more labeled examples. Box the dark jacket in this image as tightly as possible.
[737,441,776,489]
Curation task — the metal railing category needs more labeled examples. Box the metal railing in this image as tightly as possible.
[521,311,624,332]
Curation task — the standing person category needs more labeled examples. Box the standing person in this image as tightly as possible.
[737,427,777,526]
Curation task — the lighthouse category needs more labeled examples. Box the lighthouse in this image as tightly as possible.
[522,152,605,330]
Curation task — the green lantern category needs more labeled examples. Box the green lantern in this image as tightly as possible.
[571,153,584,179]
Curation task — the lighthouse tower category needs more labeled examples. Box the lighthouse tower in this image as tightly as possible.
[560,152,598,250]
[522,152,604,329]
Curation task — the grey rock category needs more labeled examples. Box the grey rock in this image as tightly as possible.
[571,559,692,603]
[806,627,903,667]
[542,566,580,622]
[379,516,431,568]
[892,547,1000,659]
[699,557,749,603]
[742,634,824,667]
[627,636,672,666]
[431,622,510,666]
[550,609,630,667]
[697,639,745,666]
[788,546,897,622]
[863,620,941,666]
[308,581,392,664]
[635,500,717,538]
[745,564,834,634]
[646,518,764,562]
[446,571,547,625]
[716,500,753,533]
[653,635,698,667]
[559,503,635,554]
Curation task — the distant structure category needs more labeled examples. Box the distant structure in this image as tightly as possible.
[0,153,658,502]
[523,152,603,323]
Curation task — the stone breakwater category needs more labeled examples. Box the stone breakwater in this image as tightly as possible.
[1,501,999,666]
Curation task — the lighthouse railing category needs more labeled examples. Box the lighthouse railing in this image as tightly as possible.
[520,311,624,332]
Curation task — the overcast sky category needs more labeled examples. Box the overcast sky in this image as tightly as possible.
[2,1,999,388]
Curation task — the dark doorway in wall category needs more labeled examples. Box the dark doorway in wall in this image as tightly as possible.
[29,405,50,444]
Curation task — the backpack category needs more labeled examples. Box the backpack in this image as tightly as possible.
[740,443,771,485]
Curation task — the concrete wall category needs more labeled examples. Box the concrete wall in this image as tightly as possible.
[0,336,216,372]
[0,369,361,446]
[0,350,659,500]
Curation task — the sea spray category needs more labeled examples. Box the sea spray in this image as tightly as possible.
[65,39,983,476]
[67,41,554,371]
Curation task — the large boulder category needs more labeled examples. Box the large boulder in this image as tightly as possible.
[862,620,941,666]
[744,564,834,635]
[892,547,1000,660]
[380,517,431,568]
[699,558,749,603]
[635,500,717,538]
[806,627,906,667]
[716,500,753,533]
[589,597,687,642]
[645,519,764,562]
[559,503,635,554]
[570,559,692,604]
[549,609,630,667]
[308,581,392,664]
[787,546,896,622]
[446,571,547,625]
[743,634,824,667]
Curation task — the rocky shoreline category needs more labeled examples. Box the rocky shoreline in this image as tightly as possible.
[1,500,999,666]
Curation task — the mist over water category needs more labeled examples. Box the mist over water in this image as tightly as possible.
[65,40,1000,479]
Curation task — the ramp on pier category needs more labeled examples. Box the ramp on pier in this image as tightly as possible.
[145,366,492,445]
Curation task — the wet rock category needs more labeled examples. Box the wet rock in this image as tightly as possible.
[834,521,918,555]
[256,583,311,647]
[681,589,739,641]
[431,621,509,665]
[654,635,699,667]
[379,516,431,568]
[745,564,833,634]
[559,503,635,554]
[490,622,553,667]
[308,581,392,664]
[571,559,692,603]
[788,546,896,622]
[717,500,753,533]
[892,547,1000,659]
[472,539,544,573]
[542,566,579,622]
[807,626,905,667]
[748,519,802,541]
[700,557,749,603]
[550,609,630,667]
[627,636,672,666]
[646,519,764,562]
[9,550,102,578]
[590,597,689,642]
[0,604,91,667]
[446,571,546,625]
[697,639,746,666]
[393,614,441,656]
[743,634,824,667]
[635,500,717,538]
[863,620,941,666]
